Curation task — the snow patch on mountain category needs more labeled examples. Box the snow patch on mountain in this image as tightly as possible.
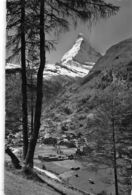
[44,61,94,79]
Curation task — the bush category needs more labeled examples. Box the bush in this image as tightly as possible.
[43,137,57,145]
[59,141,76,148]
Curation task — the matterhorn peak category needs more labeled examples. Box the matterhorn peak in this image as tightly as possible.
[61,33,101,65]
[61,34,84,64]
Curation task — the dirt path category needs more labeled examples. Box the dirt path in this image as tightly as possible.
[35,167,92,195]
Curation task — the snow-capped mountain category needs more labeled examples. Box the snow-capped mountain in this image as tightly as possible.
[44,33,101,79]
[61,34,84,64]
[6,33,101,78]
[61,33,101,65]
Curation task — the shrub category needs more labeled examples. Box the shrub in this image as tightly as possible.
[43,137,57,145]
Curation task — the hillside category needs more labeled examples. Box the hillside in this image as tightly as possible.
[5,170,60,195]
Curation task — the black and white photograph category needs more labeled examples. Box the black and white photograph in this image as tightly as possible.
[4,0,132,194]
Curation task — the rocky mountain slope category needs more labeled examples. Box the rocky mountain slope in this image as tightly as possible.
[82,37,132,84]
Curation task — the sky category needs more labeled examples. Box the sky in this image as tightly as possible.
[46,0,132,64]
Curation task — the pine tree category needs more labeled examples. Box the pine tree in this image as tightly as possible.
[21,0,28,159]
[7,0,29,159]
[6,72,22,135]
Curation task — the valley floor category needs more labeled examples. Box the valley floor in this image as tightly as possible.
[34,145,115,195]
[4,144,121,195]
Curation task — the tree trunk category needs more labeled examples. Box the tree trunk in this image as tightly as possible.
[112,112,119,195]
[5,146,21,169]
[25,0,45,168]
[21,0,28,159]
[30,69,34,134]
